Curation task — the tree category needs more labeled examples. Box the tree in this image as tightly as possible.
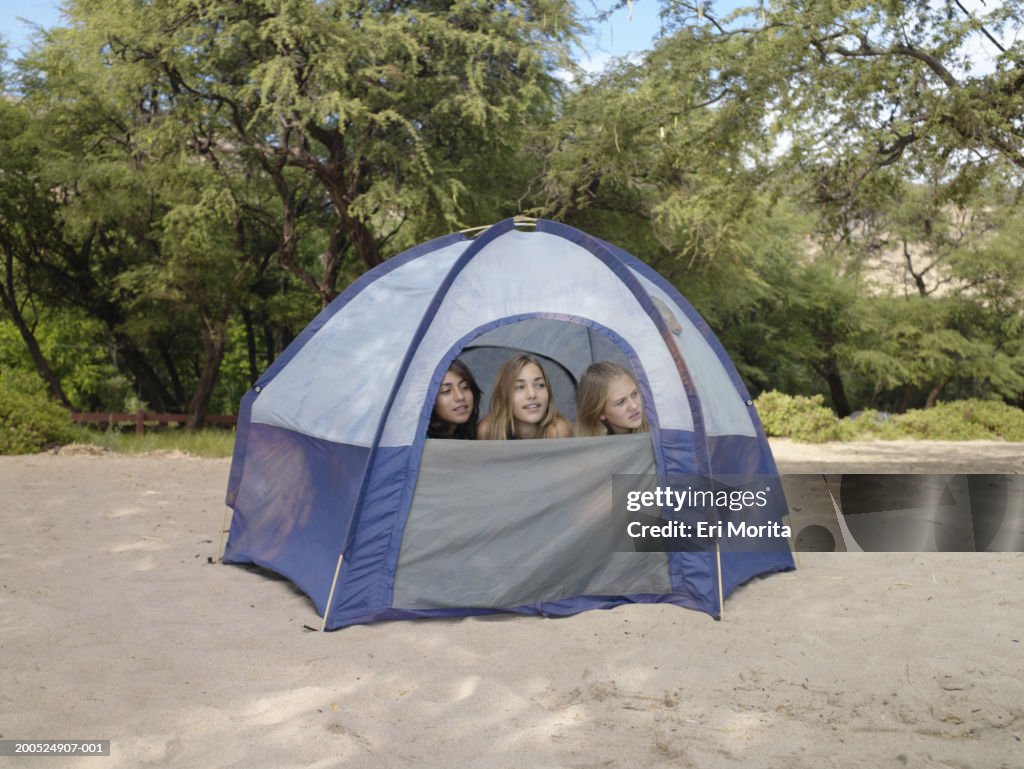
[652,1,1024,181]
[543,1,1024,410]
[0,97,73,407]
[66,0,580,305]
[5,0,578,424]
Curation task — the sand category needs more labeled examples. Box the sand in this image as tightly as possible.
[771,438,1024,474]
[1,441,1022,768]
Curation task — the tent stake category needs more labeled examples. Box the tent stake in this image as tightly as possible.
[216,506,232,563]
[715,542,724,619]
[320,553,345,632]
[787,512,802,569]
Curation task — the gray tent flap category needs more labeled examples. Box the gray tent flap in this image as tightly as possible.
[469,318,623,377]
[393,433,669,610]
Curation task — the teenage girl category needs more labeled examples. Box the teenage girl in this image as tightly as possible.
[427,359,481,439]
[575,362,649,437]
[477,353,572,439]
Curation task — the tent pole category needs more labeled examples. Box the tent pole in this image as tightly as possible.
[715,542,724,618]
[320,553,345,632]
[216,506,232,563]
[789,517,802,569]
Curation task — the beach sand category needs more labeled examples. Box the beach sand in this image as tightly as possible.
[1,441,1021,768]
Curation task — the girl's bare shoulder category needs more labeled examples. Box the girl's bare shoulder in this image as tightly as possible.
[545,417,573,439]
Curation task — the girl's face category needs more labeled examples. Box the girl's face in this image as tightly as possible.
[511,362,549,426]
[434,369,474,425]
[601,375,644,434]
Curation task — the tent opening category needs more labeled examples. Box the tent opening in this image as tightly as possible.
[440,316,643,425]
[392,317,676,612]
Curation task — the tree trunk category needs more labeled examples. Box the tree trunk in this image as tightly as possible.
[868,381,882,409]
[185,316,227,431]
[0,290,72,408]
[241,305,259,385]
[318,223,348,306]
[823,367,852,417]
[898,383,915,413]
[113,332,175,413]
[263,323,276,368]
[904,240,928,298]
[924,380,947,409]
[349,216,382,275]
[157,340,187,406]
[185,212,254,430]
[814,354,852,417]
[266,159,335,306]
[0,251,72,407]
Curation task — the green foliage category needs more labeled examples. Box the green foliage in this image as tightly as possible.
[80,427,236,458]
[667,1,1024,190]
[0,371,76,454]
[539,2,1024,416]
[754,391,841,442]
[55,0,580,287]
[0,316,131,411]
[835,410,888,441]
[536,27,776,266]
[721,239,864,411]
[757,392,1024,442]
[3,0,1024,433]
[210,318,257,416]
[880,400,1024,441]
[2,0,580,427]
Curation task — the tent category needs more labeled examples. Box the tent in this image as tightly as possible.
[223,218,794,630]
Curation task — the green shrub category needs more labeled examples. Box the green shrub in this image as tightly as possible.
[756,392,1024,442]
[753,390,841,442]
[884,400,1024,441]
[837,409,893,440]
[84,428,236,458]
[0,371,76,454]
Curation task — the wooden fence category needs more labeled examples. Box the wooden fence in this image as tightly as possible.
[71,410,237,434]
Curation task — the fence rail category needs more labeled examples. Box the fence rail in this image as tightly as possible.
[71,410,237,435]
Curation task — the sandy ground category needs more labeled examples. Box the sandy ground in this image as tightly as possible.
[771,438,1024,474]
[1,441,1022,768]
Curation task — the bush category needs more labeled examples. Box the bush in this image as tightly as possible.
[84,428,236,458]
[882,400,1024,441]
[837,409,892,441]
[0,371,76,454]
[766,396,1024,442]
[753,390,841,442]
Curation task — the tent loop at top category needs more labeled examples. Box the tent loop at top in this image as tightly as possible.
[459,215,538,238]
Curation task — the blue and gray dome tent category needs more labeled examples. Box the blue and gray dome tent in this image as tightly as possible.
[223,219,794,630]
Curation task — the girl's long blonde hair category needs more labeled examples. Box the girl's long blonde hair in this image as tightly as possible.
[482,353,564,440]
[575,362,650,437]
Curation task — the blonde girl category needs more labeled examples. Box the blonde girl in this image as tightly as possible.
[575,362,649,437]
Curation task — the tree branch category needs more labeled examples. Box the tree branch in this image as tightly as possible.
[952,0,1006,53]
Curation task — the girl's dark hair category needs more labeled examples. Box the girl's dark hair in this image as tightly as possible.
[427,358,482,439]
